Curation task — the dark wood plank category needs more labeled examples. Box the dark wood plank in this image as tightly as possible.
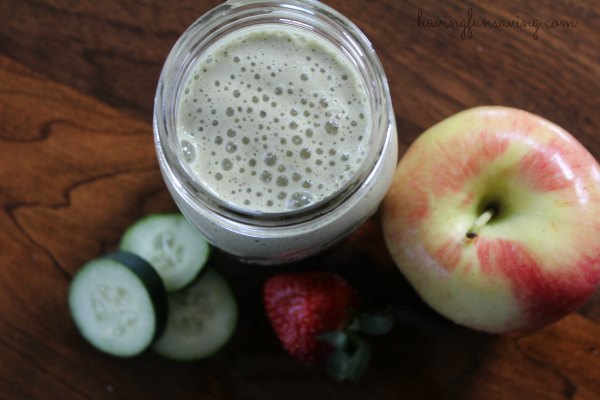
[1,0,598,151]
[1,0,600,399]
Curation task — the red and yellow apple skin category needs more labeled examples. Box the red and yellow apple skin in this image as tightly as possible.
[382,106,600,333]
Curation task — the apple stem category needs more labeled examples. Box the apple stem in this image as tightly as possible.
[466,209,495,239]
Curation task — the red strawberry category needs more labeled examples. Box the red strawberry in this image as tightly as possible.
[263,271,394,381]
[263,271,360,364]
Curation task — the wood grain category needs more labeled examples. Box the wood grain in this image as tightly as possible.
[1,0,600,399]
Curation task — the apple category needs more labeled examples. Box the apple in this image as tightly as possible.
[381,106,600,334]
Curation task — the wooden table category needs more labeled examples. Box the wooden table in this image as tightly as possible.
[1,1,599,399]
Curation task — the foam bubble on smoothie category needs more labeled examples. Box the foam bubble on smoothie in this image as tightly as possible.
[177,26,370,212]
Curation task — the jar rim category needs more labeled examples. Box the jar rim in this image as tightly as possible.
[154,0,394,227]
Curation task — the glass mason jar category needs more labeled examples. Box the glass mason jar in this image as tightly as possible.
[154,0,398,264]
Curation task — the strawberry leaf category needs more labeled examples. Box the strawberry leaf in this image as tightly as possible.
[324,334,372,382]
[325,350,351,381]
[345,336,372,382]
[349,309,395,336]
[318,330,349,349]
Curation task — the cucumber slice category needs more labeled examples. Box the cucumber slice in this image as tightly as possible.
[68,251,168,357]
[120,213,211,292]
[153,269,237,361]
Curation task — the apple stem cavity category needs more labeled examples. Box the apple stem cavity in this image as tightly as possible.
[466,209,495,239]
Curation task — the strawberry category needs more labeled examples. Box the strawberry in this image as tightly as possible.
[263,271,394,381]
